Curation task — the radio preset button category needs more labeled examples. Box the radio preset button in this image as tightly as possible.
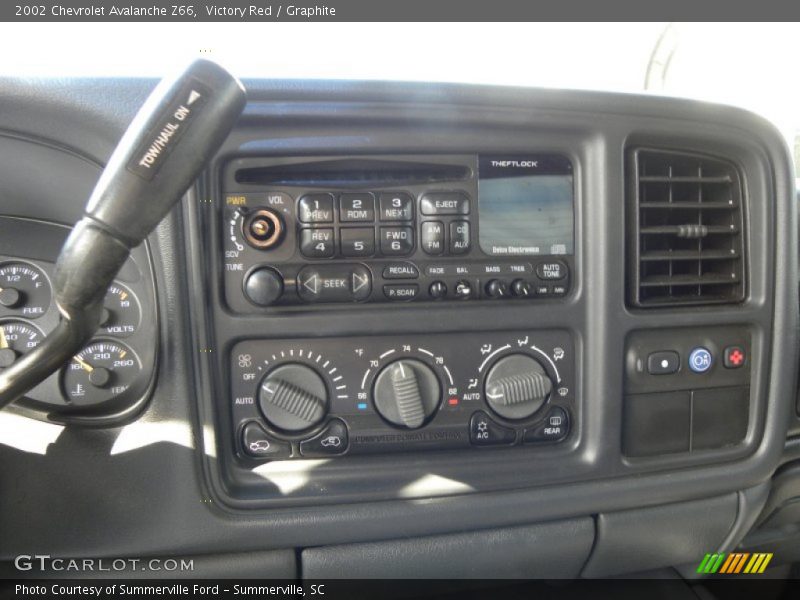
[340,193,375,222]
[297,265,372,302]
[383,284,419,300]
[298,194,334,223]
[383,263,419,279]
[449,220,470,254]
[535,261,567,280]
[379,192,414,221]
[420,192,470,216]
[300,228,335,258]
[421,221,445,255]
[380,226,414,256]
[340,227,375,257]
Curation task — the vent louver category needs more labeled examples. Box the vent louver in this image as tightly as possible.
[630,149,745,307]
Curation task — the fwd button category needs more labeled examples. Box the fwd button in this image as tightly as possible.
[297,265,372,302]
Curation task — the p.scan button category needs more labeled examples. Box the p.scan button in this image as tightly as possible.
[297,265,371,303]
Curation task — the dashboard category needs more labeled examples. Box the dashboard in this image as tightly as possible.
[0,77,798,580]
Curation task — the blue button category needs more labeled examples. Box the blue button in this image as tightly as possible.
[688,347,713,373]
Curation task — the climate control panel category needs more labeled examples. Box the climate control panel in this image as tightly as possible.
[229,330,575,460]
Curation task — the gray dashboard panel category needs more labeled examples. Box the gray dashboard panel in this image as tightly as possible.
[0,78,795,570]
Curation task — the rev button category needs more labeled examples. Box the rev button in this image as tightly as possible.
[297,265,372,303]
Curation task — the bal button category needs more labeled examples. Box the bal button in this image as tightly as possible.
[688,347,713,373]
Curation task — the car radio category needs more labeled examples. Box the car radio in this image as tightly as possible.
[219,154,575,310]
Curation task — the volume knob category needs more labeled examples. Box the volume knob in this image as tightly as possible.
[259,364,327,432]
[373,359,441,429]
[484,354,553,420]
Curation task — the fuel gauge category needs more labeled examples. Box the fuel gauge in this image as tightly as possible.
[61,340,142,406]
[0,262,51,318]
[99,282,141,337]
[0,320,44,369]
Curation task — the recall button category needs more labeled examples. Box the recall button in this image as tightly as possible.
[297,265,372,302]
[383,263,419,279]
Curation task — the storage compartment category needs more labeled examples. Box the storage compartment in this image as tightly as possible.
[582,494,737,577]
[302,518,594,579]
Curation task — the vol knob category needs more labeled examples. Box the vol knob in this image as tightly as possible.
[484,354,553,420]
[373,359,440,429]
[258,363,327,432]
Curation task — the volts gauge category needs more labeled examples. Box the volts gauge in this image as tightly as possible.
[99,282,141,337]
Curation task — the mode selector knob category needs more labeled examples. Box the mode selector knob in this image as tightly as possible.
[484,354,553,420]
[373,359,441,429]
[258,364,328,433]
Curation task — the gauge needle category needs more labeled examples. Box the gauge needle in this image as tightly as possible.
[0,327,7,350]
[74,356,94,372]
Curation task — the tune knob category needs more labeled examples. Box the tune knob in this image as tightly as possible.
[373,359,441,429]
[484,354,553,420]
[258,363,327,433]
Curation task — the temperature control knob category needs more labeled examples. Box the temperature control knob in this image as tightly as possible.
[258,363,327,433]
[484,354,553,420]
[373,359,440,429]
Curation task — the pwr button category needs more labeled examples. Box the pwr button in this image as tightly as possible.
[724,346,746,369]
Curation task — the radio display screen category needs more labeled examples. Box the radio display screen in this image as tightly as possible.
[478,155,574,256]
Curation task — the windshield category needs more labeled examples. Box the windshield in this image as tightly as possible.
[2,22,798,170]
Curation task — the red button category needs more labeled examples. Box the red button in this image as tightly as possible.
[724,346,746,369]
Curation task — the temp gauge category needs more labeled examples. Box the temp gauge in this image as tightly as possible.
[0,320,44,369]
[0,262,51,318]
[99,282,141,337]
[61,340,142,406]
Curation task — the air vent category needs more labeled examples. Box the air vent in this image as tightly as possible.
[629,149,745,307]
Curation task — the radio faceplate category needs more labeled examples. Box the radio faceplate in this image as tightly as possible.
[229,330,576,461]
[219,154,574,311]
